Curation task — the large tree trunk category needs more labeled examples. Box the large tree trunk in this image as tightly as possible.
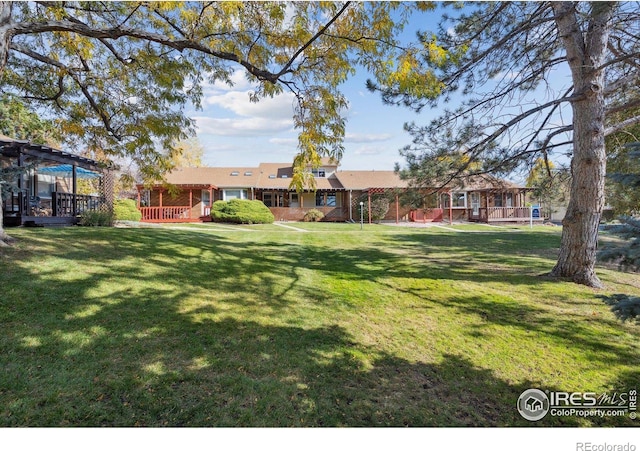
[550,97,607,287]
[549,2,615,288]
[0,1,13,74]
[0,2,11,244]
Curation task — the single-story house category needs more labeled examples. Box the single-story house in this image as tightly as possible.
[441,174,536,223]
[1,134,111,227]
[137,159,542,224]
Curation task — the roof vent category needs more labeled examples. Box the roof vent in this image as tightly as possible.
[281,175,288,178]
[269,175,276,179]
[244,171,252,176]
[230,171,239,176]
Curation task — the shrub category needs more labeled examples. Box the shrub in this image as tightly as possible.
[303,209,325,222]
[78,210,113,227]
[113,198,142,221]
[357,194,390,223]
[211,199,274,224]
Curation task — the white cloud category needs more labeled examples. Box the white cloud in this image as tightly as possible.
[354,145,386,156]
[194,116,293,136]
[269,137,298,146]
[345,132,393,143]
[205,90,296,119]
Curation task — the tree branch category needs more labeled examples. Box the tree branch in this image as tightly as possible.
[605,115,640,136]
[276,1,352,78]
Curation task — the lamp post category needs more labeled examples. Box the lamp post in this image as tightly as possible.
[359,201,364,230]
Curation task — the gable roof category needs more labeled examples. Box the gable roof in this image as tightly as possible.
[160,163,524,192]
[335,170,408,190]
[454,174,526,192]
[0,134,103,171]
[165,166,259,187]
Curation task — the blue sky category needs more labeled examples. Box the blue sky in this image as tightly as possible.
[187,5,440,172]
[185,4,575,181]
[188,67,427,171]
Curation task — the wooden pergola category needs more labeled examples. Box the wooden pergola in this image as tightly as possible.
[1,135,111,227]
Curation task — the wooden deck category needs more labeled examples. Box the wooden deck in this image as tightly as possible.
[470,207,545,223]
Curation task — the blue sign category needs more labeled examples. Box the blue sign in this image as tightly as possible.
[531,205,540,219]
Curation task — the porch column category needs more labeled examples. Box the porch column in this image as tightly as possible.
[189,189,193,219]
[159,189,163,208]
[72,165,77,216]
[209,187,213,208]
[449,191,453,224]
[367,191,372,224]
[395,193,399,224]
[137,188,141,209]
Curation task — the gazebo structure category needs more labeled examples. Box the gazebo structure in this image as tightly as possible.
[1,135,112,227]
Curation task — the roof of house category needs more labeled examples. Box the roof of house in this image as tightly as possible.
[0,134,103,170]
[454,175,526,192]
[335,170,408,190]
[160,162,525,192]
[162,162,408,191]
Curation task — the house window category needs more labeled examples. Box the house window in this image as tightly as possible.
[316,191,337,207]
[290,193,299,208]
[263,192,273,207]
[494,194,503,207]
[442,192,466,208]
[37,175,55,199]
[223,189,248,200]
[311,168,326,178]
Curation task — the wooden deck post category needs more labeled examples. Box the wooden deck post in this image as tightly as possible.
[368,191,372,224]
[72,165,77,216]
[189,189,193,219]
[395,193,399,224]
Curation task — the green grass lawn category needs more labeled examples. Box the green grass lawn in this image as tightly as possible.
[1,223,639,426]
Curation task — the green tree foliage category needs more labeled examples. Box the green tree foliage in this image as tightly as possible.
[357,193,391,223]
[170,137,205,169]
[369,2,640,287]
[605,123,640,215]
[0,1,437,187]
[0,94,59,145]
[211,199,274,224]
[526,158,571,220]
[599,142,640,323]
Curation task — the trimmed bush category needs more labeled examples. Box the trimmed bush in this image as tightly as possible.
[113,198,142,221]
[78,210,113,227]
[303,209,325,222]
[211,199,274,224]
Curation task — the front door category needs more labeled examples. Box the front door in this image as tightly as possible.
[202,189,211,216]
[471,193,481,217]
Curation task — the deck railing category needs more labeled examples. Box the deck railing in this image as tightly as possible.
[52,192,104,217]
[139,206,193,222]
[487,206,535,220]
[410,208,444,222]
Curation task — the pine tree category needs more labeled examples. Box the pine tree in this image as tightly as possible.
[599,142,640,323]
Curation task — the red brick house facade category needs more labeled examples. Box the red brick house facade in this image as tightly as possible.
[136,160,538,224]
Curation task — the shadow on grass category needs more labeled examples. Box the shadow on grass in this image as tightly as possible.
[0,299,573,426]
[0,227,636,426]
